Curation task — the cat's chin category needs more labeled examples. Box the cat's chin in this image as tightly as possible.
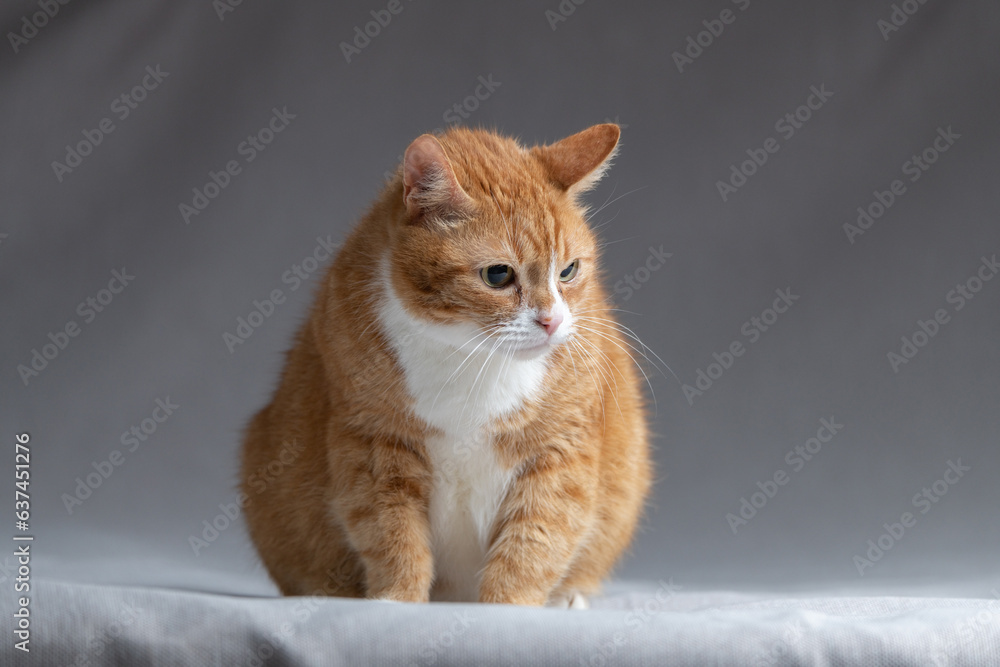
[511,341,554,360]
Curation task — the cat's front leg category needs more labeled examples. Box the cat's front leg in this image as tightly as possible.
[478,449,595,606]
[330,435,434,603]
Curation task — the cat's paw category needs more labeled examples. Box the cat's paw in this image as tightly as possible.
[546,591,589,610]
[367,589,430,603]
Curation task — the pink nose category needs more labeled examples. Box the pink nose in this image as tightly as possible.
[537,311,564,336]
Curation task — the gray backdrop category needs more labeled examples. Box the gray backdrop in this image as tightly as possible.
[3,0,998,597]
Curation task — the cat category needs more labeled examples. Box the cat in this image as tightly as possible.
[240,123,651,608]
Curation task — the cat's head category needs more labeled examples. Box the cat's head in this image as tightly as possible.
[387,124,619,358]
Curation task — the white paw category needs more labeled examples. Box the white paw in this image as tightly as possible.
[547,592,590,610]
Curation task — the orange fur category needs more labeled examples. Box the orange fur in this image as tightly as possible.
[241,124,651,606]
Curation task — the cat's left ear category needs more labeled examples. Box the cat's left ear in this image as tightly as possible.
[402,134,474,222]
[532,123,620,197]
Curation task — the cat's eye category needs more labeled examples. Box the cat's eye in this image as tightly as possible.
[481,264,515,288]
[559,259,580,282]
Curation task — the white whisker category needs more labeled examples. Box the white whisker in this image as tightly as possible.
[576,316,680,384]
[573,323,658,415]
[430,327,501,414]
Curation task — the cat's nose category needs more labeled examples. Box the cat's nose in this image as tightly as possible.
[537,311,564,336]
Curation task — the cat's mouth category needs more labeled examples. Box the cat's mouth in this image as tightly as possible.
[498,324,573,359]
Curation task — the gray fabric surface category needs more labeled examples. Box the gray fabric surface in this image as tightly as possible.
[3,0,1000,664]
[3,578,1000,666]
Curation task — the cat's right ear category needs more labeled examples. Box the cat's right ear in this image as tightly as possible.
[402,134,474,222]
[532,123,621,197]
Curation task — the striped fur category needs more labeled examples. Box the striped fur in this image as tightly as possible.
[241,124,651,606]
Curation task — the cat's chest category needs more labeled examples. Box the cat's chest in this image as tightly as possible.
[376,267,549,432]
[386,327,527,600]
[377,269,549,600]
[393,332,546,432]
[422,428,512,601]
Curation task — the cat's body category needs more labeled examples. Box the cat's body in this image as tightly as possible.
[241,124,651,606]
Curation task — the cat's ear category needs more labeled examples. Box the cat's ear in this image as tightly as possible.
[402,134,474,221]
[533,123,620,196]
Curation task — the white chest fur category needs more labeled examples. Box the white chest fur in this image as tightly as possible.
[376,266,547,601]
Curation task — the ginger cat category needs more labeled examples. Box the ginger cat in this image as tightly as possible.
[241,123,651,607]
